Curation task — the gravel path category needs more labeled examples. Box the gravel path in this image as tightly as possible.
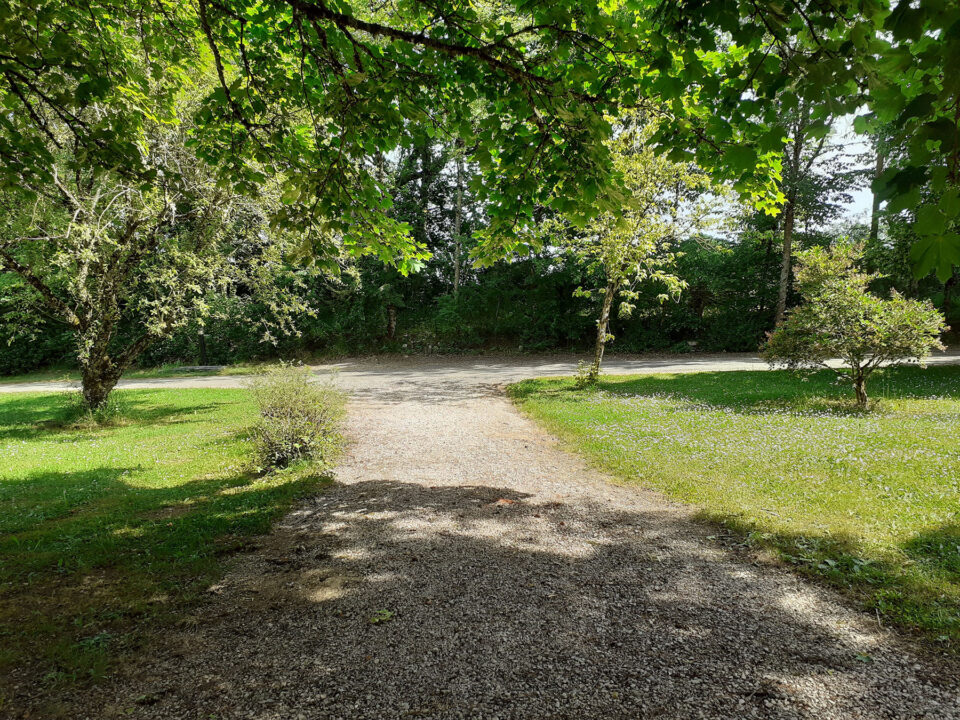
[38,362,958,720]
[3,349,959,394]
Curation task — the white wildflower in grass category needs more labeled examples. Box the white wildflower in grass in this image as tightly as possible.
[510,366,960,645]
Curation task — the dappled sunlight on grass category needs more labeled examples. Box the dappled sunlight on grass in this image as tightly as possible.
[0,388,332,685]
[509,365,960,645]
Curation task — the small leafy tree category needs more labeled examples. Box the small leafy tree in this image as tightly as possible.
[762,245,947,407]
[0,104,312,410]
[567,118,718,381]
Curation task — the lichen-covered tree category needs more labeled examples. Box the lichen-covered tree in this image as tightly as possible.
[762,245,947,408]
[0,107,313,410]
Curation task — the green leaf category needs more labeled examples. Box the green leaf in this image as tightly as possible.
[884,4,925,41]
[910,233,960,281]
[941,189,960,219]
[724,145,757,174]
[915,205,946,237]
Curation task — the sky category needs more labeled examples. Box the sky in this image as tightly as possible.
[833,114,874,224]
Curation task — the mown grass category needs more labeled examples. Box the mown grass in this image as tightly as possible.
[509,365,960,647]
[0,389,332,691]
[0,362,262,385]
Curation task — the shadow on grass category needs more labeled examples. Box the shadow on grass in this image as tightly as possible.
[0,467,143,533]
[0,391,226,442]
[0,459,332,685]
[508,365,960,645]
[693,510,960,644]
[903,523,960,578]
[511,365,960,417]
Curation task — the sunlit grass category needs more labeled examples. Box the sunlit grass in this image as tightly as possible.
[0,389,331,686]
[0,362,261,385]
[509,365,960,646]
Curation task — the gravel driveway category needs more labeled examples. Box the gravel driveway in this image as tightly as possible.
[31,356,955,720]
[3,349,958,394]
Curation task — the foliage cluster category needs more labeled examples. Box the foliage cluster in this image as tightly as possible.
[1,3,958,388]
[249,364,345,469]
[2,0,959,274]
[763,245,947,406]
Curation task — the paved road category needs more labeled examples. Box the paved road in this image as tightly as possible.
[3,350,960,395]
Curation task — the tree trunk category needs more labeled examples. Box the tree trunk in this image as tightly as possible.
[452,143,464,297]
[589,281,618,381]
[386,304,397,341]
[774,199,796,326]
[198,329,209,366]
[774,105,809,328]
[80,353,123,411]
[868,143,886,245]
[854,373,868,408]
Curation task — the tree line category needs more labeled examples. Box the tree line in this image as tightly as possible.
[0,1,958,407]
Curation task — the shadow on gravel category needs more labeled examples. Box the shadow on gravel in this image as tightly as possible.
[85,479,960,720]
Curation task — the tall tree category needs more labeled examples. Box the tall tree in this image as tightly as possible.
[773,100,839,326]
[0,108,310,409]
[452,140,466,297]
[564,119,716,380]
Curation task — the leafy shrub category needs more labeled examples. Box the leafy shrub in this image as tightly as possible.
[762,245,947,407]
[573,359,595,388]
[248,364,345,469]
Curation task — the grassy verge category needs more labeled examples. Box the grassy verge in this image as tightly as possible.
[0,363,267,385]
[509,365,960,647]
[0,388,332,691]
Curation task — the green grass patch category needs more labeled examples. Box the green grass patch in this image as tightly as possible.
[0,362,264,385]
[509,365,960,646]
[0,389,332,688]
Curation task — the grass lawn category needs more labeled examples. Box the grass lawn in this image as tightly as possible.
[509,365,960,646]
[0,389,331,691]
[0,362,263,385]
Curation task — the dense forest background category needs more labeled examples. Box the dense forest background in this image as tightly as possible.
[2,130,955,374]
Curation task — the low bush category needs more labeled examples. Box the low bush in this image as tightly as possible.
[249,364,346,470]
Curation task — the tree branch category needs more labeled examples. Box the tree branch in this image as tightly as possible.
[0,248,85,329]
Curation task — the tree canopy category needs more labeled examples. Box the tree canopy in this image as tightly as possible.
[0,1,957,275]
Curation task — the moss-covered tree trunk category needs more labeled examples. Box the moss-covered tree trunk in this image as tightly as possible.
[80,354,124,411]
[79,322,154,411]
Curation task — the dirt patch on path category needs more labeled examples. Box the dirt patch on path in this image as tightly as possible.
[21,381,960,719]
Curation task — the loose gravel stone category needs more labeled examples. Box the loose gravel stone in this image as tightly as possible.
[15,360,960,719]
